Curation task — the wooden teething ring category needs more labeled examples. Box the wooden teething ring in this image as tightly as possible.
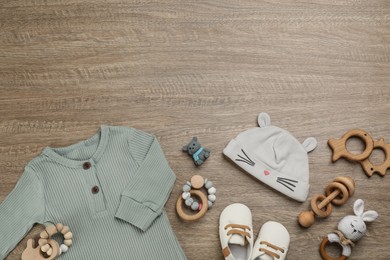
[176,189,208,222]
[39,224,72,256]
[328,129,374,162]
[320,237,347,260]
[298,176,355,228]
[360,138,390,177]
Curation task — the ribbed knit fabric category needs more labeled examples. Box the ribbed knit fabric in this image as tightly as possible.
[0,126,187,260]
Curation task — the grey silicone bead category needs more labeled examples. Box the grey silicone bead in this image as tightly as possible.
[208,194,216,202]
[186,181,192,187]
[182,192,190,200]
[182,184,191,192]
[204,178,208,184]
[191,202,199,211]
[185,198,193,206]
[205,181,213,189]
[208,200,213,208]
[208,187,216,194]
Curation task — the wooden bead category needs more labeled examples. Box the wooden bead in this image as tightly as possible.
[56,223,64,232]
[38,238,48,247]
[41,244,50,253]
[40,230,49,239]
[46,225,57,236]
[46,248,53,256]
[61,226,70,235]
[190,175,204,189]
[64,239,73,246]
[298,211,315,228]
[64,232,73,239]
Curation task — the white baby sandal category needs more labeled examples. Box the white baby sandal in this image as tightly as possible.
[219,203,254,260]
[251,221,290,260]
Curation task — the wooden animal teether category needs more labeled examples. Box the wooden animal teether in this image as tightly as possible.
[22,239,59,260]
[22,223,73,260]
[176,175,216,222]
[360,138,390,177]
[320,199,378,260]
[328,129,390,177]
[328,129,374,162]
[298,176,355,228]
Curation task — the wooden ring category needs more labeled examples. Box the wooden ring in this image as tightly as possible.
[311,194,333,218]
[332,177,355,197]
[325,182,349,206]
[320,237,347,260]
[328,129,374,162]
[176,189,208,222]
[360,138,390,177]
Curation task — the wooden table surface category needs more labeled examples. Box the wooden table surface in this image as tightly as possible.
[0,0,389,259]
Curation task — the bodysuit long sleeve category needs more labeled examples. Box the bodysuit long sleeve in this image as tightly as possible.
[0,167,46,259]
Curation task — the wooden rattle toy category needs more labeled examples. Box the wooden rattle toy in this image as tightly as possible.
[22,223,73,260]
[176,175,216,222]
[298,176,355,228]
[328,129,390,177]
[320,199,378,260]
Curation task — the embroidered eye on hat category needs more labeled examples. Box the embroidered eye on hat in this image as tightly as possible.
[223,112,317,202]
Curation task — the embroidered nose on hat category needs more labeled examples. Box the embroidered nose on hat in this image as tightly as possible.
[223,112,317,202]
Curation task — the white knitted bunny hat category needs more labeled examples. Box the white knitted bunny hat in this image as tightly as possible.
[223,112,317,202]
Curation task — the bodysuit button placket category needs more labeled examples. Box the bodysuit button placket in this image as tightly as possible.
[82,161,106,213]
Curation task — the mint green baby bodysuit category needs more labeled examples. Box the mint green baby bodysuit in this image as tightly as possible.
[0,126,187,260]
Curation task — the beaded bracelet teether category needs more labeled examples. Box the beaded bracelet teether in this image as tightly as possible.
[176,175,216,222]
[182,175,217,210]
[39,223,73,256]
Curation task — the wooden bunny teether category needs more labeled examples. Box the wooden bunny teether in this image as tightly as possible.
[328,129,390,177]
[22,239,59,260]
[320,199,378,260]
[22,223,73,260]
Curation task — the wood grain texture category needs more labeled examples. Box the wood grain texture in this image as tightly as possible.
[0,0,389,259]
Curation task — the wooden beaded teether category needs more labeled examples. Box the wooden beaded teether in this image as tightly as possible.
[298,176,355,228]
[328,129,390,177]
[22,223,72,260]
[176,175,216,222]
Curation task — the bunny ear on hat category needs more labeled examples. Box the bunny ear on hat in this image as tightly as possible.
[302,137,317,153]
[258,112,271,127]
[362,210,379,222]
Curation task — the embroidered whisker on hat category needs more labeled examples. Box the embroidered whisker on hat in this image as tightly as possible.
[223,112,317,202]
